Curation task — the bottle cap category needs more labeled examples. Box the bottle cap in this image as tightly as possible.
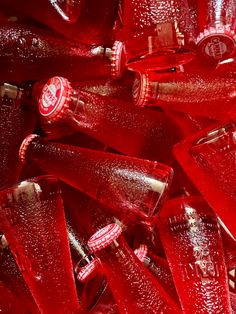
[111,41,126,80]
[39,76,72,122]
[132,72,158,107]
[134,244,148,262]
[88,223,122,253]
[75,258,101,283]
[196,24,236,61]
[19,134,39,163]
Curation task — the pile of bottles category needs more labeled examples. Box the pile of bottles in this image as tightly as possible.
[0,0,236,313]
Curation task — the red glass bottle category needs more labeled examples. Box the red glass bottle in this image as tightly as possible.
[90,287,119,314]
[174,121,236,239]
[0,83,36,189]
[74,72,135,103]
[67,224,106,312]
[64,184,117,235]
[19,135,173,222]
[1,0,118,45]
[158,196,231,313]
[0,23,125,82]
[230,292,236,313]
[123,0,195,72]
[132,70,236,121]
[87,223,181,314]
[0,176,81,314]
[196,0,236,62]
[134,245,179,303]
[0,235,40,313]
[38,76,180,163]
[0,281,29,314]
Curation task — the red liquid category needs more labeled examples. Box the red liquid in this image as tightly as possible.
[0,176,81,314]
[63,184,117,235]
[158,196,231,313]
[165,111,217,139]
[22,136,173,221]
[75,72,135,103]
[169,161,200,199]
[123,0,195,71]
[0,281,29,314]
[90,230,181,313]
[90,287,119,314]
[0,83,35,189]
[142,250,179,303]
[40,78,180,163]
[0,245,40,313]
[133,70,236,121]
[2,0,118,45]
[230,292,236,313]
[0,23,118,82]
[174,122,236,239]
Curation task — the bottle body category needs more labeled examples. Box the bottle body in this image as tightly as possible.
[0,23,116,82]
[20,136,173,222]
[174,122,236,239]
[0,176,81,314]
[123,0,195,71]
[88,226,181,314]
[0,244,40,314]
[133,70,236,121]
[2,0,118,45]
[40,77,180,163]
[158,196,231,313]
[0,83,35,189]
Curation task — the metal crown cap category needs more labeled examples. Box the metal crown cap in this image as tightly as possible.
[87,223,122,253]
[134,244,148,263]
[196,24,236,60]
[76,258,101,283]
[132,72,151,107]
[19,134,39,163]
[39,76,72,122]
[111,41,126,80]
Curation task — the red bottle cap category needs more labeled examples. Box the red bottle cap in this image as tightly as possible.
[88,223,122,253]
[134,244,148,262]
[197,24,236,61]
[39,76,72,122]
[19,134,39,163]
[111,41,126,80]
[75,258,101,283]
[132,72,158,107]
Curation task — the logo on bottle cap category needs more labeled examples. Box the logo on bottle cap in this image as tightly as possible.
[88,223,122,253]
[39,76,72,121]
[197,25,236,60]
